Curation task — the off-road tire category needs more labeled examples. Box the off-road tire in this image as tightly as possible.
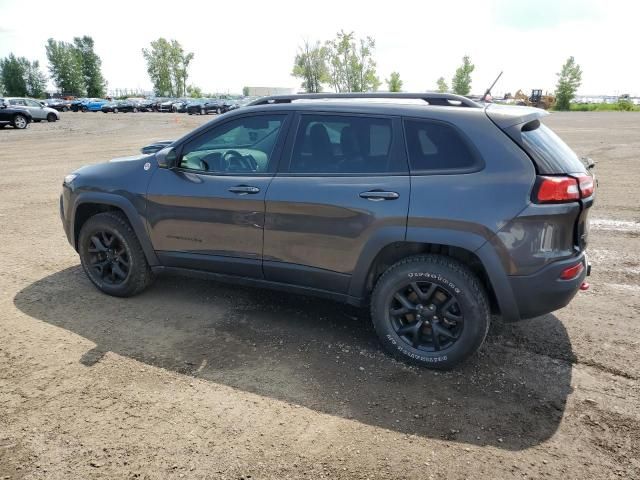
[78,212,154,297]
[371,254,490,369]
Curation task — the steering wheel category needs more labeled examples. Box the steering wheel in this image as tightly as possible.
[223,150,255,172]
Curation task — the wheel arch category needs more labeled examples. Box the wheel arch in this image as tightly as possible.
[72,193,159,266]
[349,229,520,321]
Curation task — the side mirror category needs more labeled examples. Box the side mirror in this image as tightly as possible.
[155,146,178,169]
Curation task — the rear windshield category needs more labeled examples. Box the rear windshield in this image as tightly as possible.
[520,120,587,174]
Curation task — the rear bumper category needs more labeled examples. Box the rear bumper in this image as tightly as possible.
[509,252,589,319]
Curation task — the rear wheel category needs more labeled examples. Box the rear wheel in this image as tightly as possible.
[12,114,28,129]
[371,254,490,369]
[47,113,57,122]
[78,212,154,297]
[82,106,88,112]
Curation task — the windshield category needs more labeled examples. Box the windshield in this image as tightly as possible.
[520,121,587,174]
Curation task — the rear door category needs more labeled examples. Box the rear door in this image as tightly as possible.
[146,112,290,278]
[263,112,410,295]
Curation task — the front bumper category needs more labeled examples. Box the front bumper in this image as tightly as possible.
[60,190,74,249]
[509,252,589,319]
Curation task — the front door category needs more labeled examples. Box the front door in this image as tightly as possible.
[146,112,290,278]
[263,112,410,295]
[25,98,46,119]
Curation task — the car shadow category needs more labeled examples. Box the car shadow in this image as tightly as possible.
[13,266,574,451]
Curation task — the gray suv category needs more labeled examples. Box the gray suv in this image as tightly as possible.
[5,97,60,122]
[60,93,594,368]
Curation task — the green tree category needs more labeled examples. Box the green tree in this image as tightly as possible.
[292,40,329,93]
[46,39,85,96]
[436,76,448,93]
[386,72,402,92]
[0,54,47,97]
[451,55,474,96]
[554,56,582,111]
[187,84,202,98]
[242,86,250,96]
[326,31,380,92]
[169,40,194,97]
[73,36,106,97]
[142,38,194,97]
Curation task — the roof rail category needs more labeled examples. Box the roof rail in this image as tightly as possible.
[247,92,481,108]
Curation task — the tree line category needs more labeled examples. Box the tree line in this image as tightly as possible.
[0,31,584,111]
[292,33,584,110]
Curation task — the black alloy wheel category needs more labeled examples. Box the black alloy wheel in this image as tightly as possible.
[86,230,131,286]
[388,281,463,352]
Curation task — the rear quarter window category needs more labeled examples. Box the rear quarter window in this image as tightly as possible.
[403,119,482,173]
[519,120,587,174]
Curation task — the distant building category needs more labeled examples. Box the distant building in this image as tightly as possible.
[245,87,296,97]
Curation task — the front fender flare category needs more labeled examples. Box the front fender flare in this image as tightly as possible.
[71,192,159,266]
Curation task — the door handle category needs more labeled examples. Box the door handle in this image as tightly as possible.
[359,190,400,201]
[228,185,260,194]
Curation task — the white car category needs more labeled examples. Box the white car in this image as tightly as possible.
[4,97,60,122]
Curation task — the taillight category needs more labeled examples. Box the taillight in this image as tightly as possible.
[534,176,580,203]
[575,174,595,197]
[534,175,594,203]
[560,262,584,280]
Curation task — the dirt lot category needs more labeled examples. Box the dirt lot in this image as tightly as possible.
[0,111,638,479]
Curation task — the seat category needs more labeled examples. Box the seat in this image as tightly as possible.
[339,126,364,172]
[308,123,334,170]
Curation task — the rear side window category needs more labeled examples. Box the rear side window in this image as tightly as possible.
[520,121,587,174]
[404,119,481,173]
[289,114,403,174]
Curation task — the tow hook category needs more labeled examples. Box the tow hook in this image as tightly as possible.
[580,282,590,291]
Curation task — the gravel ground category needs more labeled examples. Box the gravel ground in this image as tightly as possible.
[0,111,639,479]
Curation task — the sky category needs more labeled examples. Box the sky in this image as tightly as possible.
[0,0,637,96]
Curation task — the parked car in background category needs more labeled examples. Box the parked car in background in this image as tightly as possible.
[0,98,33,129]
[186,98,224,115]
[172,99,191,113]
[45,98,72,112]
[81,98,110,112]
[135,99,156,112]
[70,98,89,112]
[5,97,60,122]
[101,100,139,113]
[157,99,177,112]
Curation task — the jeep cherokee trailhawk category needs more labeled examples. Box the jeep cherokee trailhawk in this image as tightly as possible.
[60,93,594,368]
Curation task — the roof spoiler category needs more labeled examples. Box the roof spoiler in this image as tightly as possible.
[248,92,481,108]
[485,103,549,129]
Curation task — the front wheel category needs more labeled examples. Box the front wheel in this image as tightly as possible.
[371,254,490,369]
[47,113,57,122]
[78,212,154,297]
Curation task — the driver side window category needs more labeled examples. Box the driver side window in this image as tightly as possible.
[179,114,286,174]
